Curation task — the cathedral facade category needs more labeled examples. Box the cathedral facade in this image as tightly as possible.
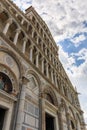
[0,0,86,130]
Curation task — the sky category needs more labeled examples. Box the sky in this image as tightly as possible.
[12,0,87,126]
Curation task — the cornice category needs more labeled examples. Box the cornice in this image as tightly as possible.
[0,89,17,101]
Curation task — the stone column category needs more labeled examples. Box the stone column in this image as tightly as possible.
[32,29,34,38]
[67,112,71,130]
[57,110,64,130]
[55,73,58,87]
[51,68,54,83]
[22,37,27,53]
[16,76,28,130]
[13,29,21,45]
[3,18,12,35]
[15,13,18,17]
[41,43,43,51]
[29,45,33,62]
[49,51,51,61]
[45,47,47,55]
[36,51,39,67]
[53,56,55,65]
[55,59,57,69]
[21,19,24,25]
[37,37,39,44]
[46,62,49,78]
[41,57,44,73]
[39,92,45,130]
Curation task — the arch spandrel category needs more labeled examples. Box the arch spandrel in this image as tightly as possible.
[25,70,41,86]
[68,106,76,120]
[25,70,41,97]
[0,51,20,79]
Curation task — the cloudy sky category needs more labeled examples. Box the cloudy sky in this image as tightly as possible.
[12,0,87,125]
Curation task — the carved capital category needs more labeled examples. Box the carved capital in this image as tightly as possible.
[23,37,28,42]
[22,76,29,85]
[15,28,21,33]
[6,18,13,24]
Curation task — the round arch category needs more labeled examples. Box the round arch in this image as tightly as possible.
[68,106,76,130]
[25,69,41,91]
[76,113,81,124]
[69,106,76,120]
[43,86,58,107]
[0,63,19,92]
[7,20,18,42]
[0,46,23,78]
[0,9,10,32]
[0,9,10,21]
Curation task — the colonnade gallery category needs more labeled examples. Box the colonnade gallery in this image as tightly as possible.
[0,0,86,130]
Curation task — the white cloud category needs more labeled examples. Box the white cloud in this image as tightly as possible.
[31,0,87,43]
[71,34,86,47]
[13,0,87,43]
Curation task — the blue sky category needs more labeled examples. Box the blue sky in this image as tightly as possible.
[12,0,87,125]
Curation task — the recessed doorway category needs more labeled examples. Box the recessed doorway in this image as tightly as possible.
[0,108,6,130]
[45,113,55,130]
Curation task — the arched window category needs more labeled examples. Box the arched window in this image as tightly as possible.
[63,86,67,97]
[0,72,12,93]
[17,31,25,51]
[46,93,54,105]
[0,10,9,32]
[32,16,36,24]
[7,21,18,42]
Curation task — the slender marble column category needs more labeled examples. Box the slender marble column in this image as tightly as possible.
[46,62,49,78]
[32,29,34,38]
[37,37,39,44]
[39,92,45,130]
[57,110,64,130]
[41,43,43,51]
[45,47,47,55]
[15,13,18,17]
[41,57,44,73]
[55,59,57,68]
[67,112,72,130]
[53,56,55,65]
[51,68,54,83]
[22,37,27,53]
[49,51,51,61]
[3,18,12,35]
[13,29,21,45]
[29,45,33,62]
[16,76,28,130]
[21,19,24,25]
[36,52,39,67]
[55,73,58,87]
